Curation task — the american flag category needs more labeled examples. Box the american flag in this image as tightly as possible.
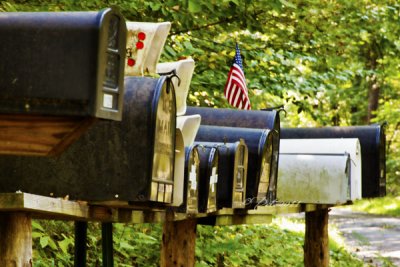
[224,43,251,110]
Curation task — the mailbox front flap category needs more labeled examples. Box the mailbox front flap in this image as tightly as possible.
[278,153,350,204]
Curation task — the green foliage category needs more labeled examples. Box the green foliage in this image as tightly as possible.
[348,196,400,217]
[32,219,364,266]
[2,0,400,194]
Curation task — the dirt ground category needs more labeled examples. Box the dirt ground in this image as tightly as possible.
[330,208,400,266]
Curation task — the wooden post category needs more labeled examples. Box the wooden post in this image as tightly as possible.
[160,218,197,267]
[304,207,329,267]
[0,212,32,267]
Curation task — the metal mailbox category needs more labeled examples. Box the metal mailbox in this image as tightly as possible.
[195,125,276,206]
[175,145,200,214]
[196,140,248,209]
[125,22,171,76]
[197,145,219,213]
[278,153,351,204]
[157,59,195,116]
[0,76,177,204]
[0,8,126,120]
[280,138,362,201]
[281,124,386,198]
[186,107,280,204]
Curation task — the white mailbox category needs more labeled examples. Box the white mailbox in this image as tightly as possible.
[278,153,351,204]
[280,138,361,201]
[171,115,201,207]
[125,22,171,76]
[157,58,195,116]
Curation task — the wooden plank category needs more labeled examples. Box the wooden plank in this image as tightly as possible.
[0,193,89,219]
[160,215,197,267]
[0,212,32,266]
[215,214,272,225]
[304,207,329,267]
[0,114,95,156]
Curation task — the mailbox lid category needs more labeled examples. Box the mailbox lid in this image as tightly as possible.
[277,153,350,204]
[280,138,362,200]
[0,8,127,120]
[281,124,386,198]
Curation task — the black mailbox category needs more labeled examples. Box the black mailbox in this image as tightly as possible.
[0,8,126,120]
[195,125,276,206]
[281,124,386,198]
[0,8,127,156]
[175,145,200,214]
[0,76,177,205]
[197,145,219,213]
[196,140,248,209]
[186,107,280,204]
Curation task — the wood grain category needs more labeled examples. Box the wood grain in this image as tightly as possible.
[0,114,95,156]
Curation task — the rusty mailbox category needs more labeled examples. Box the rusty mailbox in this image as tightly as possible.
[195,125,276,206]
[0,76,177,205]
[281,124,386,198]
[196,140,248,209]
[0,8,127,156]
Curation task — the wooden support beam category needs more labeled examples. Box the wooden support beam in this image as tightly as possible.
[161,217,197,267]
[0,212,32,266]
[304,207,329,267]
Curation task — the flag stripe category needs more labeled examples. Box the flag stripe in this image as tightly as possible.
[224,45,251,110]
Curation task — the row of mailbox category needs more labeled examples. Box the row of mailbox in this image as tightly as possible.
[0,75,386,211]
[0,8,386,211]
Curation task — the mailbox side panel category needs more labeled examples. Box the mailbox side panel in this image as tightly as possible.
[0,77,171,202]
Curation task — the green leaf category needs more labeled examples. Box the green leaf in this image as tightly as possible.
[39,236,49,248]
[188,0,201,13]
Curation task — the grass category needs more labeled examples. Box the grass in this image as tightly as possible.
[345,196,400,217]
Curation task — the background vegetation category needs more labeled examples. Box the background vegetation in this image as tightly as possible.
[2,0,397,194]
[1,0,399,265]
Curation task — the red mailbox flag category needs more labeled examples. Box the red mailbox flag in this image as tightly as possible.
[224,43,251,110]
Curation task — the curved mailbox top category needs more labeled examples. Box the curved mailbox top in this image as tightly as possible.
[281,124,386,198]
[186,106,279,131]
[278,153,350,205]
[195,125,276,206]
[125,22,171,76]
[0,7,127,121]
[176,114,201,147]
[157,59,195,116]
[0,76,177,205]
